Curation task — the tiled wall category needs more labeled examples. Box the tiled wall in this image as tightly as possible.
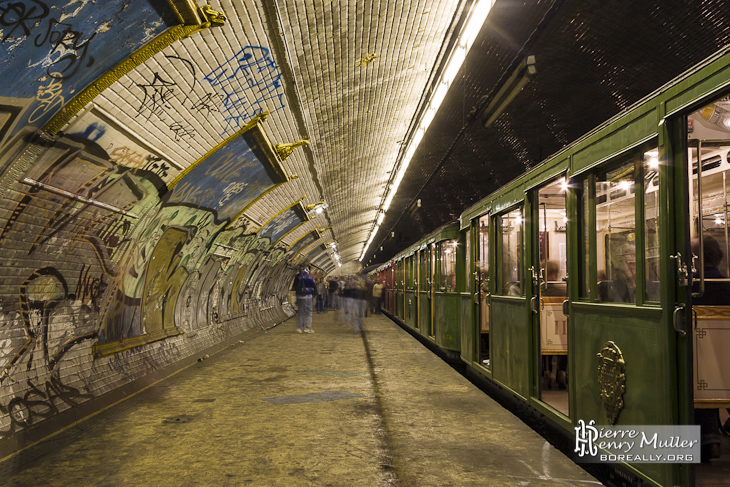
[0,130,296,450]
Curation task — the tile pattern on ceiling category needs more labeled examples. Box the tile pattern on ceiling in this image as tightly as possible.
[66,0,461,267]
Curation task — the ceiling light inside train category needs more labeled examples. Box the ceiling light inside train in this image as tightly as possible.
[645,150,660,169]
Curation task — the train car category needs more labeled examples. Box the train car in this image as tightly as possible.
[381,47,730,487]
[376,261,395,315]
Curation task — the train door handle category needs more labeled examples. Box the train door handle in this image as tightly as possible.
[530,296,539,313]
[673,305,687,337]
[562,299,570,316]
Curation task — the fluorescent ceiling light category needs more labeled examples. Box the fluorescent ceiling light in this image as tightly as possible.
[443,47,465,85]
[431,82,449,112]
[362,0,494,261]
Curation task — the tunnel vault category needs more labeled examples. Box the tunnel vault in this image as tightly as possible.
[0,0,338,453]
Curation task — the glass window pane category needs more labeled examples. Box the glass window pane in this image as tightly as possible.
[582,178,591,298]
[498,208,523,296]
[439,240,457,291]
[596,159,637,303]
[478,215,490,292]
[644,148,660,301]
[464,230,471,293]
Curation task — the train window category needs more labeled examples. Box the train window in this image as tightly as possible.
[596,158,637,303]
[439,240,457,292]
[497,207,523,296]
[463,229,471,293]
[581,177,592,298]
[644,149,660,302]
[477,215,490,292]
[421,248,431,292]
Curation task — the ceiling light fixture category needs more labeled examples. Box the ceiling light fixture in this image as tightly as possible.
[359,0,495,262]
[306,201,328,215]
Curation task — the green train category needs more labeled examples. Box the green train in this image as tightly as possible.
[376,47,730,487]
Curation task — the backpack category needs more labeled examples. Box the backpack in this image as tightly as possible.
[297,275,307,295]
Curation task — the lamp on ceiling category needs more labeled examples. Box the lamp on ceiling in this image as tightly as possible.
[305,201,328,215]
[480,55,537,129]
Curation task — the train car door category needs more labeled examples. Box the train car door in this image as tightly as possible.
[475,213,491,369]
[529,177,570,417]
[426,243,436,338]
[681,98,730,478]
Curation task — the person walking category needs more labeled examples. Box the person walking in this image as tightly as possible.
[316,278,327,313]
[372,280,383,314]
[328,278,339,310]
[293,268,316,333]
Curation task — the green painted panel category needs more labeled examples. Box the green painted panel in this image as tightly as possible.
[434,293,461,351]
[572,109,657,175]
[405,291,417,329]
[491,298,530,398]
[571,304,672,487]
[419,292,431,335]
[665,56,730,117]
[460,295,474,363]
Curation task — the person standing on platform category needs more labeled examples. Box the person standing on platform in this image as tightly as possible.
[293,267,315,333]
[328,277,339,310]
[372,280,383,314]
[316,277,326,313]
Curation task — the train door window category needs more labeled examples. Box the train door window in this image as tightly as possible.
[477,214,490,367]
[581,177,592,299]
[464,229,471,293]
[644,150,661,302]
[596,159,637,303]
[439,240,457,292]
[579,144,658,304]
[536,178,569,416]
[497,207,523,296]
[406,256,412,289]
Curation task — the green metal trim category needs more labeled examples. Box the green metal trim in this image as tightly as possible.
[570,301,662,318]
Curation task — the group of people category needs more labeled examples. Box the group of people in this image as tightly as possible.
[292,268,385,334]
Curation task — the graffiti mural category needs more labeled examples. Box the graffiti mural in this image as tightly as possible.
[0,122,296,443]
[203,46,287,136]
[257,203,308,245]
[287,231,318,260]
[165,122,288,222]
[66,107,183,187]
[0,0,177,135]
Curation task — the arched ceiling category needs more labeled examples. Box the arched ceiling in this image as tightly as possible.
[2,0,730,273]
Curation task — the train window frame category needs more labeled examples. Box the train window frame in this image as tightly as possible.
[495,205,524,297]
[438,239,458,292]
[577,140,660,306]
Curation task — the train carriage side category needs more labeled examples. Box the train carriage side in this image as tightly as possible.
[452,46,730,487]
[428,224,463,351]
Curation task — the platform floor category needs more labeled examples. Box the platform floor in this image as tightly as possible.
[0,310,600,487]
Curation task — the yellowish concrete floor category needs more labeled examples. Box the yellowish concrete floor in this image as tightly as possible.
[1,310,601,487]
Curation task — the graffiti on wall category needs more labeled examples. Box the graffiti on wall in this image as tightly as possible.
[165,124,287,222]
[0,0,176,134]
[203,46,286,136]
[257,204,307,245]
[287,231,318,259]
[0,125,293,439]
[66,108,182,186]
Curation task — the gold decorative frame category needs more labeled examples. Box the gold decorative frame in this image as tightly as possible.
[597,341,626,425]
